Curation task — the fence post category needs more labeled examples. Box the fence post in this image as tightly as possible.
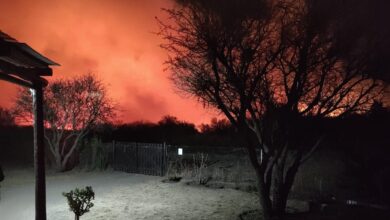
[161,142,165,176]
[135,143,139,173]
[112,140,116,169]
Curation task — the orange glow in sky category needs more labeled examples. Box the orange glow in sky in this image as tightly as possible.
[0,0,218,125]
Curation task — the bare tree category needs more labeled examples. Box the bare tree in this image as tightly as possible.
[14,74,114,171]
[158,0,387,219]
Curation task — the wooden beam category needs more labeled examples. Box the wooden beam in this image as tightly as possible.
[32,83,47,220]
[0,72,33,88]
[0,59,52,78]
[14,72,50,87]
[0,42,11,56]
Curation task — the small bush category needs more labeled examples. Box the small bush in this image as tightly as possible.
[63,186,95,220]
[165,158,188,182]
[192,153,211,185]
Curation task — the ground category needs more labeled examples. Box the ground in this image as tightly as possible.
[0,167,258,220]
[2,148,388,220]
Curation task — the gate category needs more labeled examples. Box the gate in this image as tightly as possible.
[112,142,167,176]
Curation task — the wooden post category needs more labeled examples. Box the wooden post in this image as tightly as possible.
[161,143,165,176]
[112,140,116,169]
[135,143,139,173]
[32,83,47,220]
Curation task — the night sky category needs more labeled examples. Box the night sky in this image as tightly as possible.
[0,0,218,125]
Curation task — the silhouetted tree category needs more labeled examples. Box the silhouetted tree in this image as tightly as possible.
[330,102,390,202]
[113,121,159,142]
[14,74,114,171]
[0,107,15,127]
[112,115,198,145]
[200,118,231,135]
[158,0,387,219]
[158,115,198,143]
[368,101,390,118]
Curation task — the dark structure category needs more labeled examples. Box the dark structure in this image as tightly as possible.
[0,31,58,220]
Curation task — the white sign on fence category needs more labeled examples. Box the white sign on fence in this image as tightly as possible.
[178,148,183,156]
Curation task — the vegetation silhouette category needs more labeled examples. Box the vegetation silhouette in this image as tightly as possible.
[157,0,389,219]
[63,186,95,220]
[13,74,115,171]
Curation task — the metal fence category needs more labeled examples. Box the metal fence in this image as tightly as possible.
[111,141,167,176]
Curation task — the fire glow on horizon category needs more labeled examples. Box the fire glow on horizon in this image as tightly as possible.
[0,0,218,125]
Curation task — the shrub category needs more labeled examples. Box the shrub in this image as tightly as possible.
[166,158,188,182]
[192,153,211,185]
[63,186,95,220]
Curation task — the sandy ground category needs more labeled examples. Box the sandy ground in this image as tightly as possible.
[0,168,258,220]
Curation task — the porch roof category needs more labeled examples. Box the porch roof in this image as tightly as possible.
[0,30,59,87]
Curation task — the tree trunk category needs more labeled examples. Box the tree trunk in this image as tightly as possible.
[255,168,272,220]
[271,166,286,219]
[271,188,288,219]
[246,145,272,220]
[75,214,79,220]
[271,155,302,220]
[53,153,63,172]
[61,134,84,171]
